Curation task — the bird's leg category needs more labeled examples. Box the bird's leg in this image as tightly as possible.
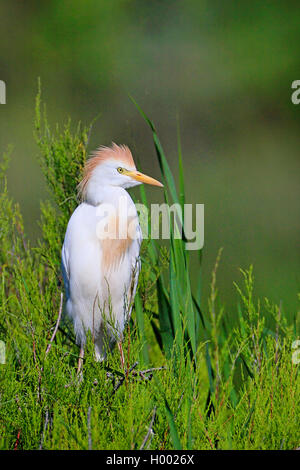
[117,341,125,370]
[77,345,85,375]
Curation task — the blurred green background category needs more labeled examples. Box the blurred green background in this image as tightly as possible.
[0,1,299,315]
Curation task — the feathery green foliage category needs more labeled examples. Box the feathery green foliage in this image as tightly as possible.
[0,92,299,450]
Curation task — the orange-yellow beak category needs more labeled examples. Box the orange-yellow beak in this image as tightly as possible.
[125,170,163,187]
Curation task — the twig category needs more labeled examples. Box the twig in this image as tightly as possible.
[107,363,166,394]
[126,322,131,385]
[14,429,21,450]
[45,292,63,357]
[135,366,166,375]
[118,341,125,370]
[113,361,138,393]
[131,366,166,383]
[87,407,92,450]
[31,323,42,402]
[39,409,49,450]
[59,196,77,207]
[198,412,214,449]
[140,406,157,450]
[174,391,185,420]
[275,301,282,367]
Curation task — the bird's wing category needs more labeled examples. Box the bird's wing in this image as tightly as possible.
[61,241,70,301]
[127,224,142,319]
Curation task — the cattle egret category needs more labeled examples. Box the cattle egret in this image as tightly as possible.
[61,143,163,371]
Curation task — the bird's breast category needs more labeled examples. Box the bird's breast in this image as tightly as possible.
[99,212,139,272]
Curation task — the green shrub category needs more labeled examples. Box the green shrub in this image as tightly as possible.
[0,90,298,450]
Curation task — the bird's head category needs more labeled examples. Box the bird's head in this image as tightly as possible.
[78,143,163,204]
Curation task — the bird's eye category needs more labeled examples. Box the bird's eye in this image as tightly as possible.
[117,167,124,173]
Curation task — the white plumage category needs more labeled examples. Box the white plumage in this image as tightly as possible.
[61,144,162,367]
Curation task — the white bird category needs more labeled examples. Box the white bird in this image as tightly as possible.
[61,143,163,371]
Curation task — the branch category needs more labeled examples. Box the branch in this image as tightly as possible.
[140,406,157,450]
[39,409,49,450]
[113,361,139,393]
[45,292,63,357]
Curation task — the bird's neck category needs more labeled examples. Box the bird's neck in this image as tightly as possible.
[84,185,139,248]
[85,185,133,209]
